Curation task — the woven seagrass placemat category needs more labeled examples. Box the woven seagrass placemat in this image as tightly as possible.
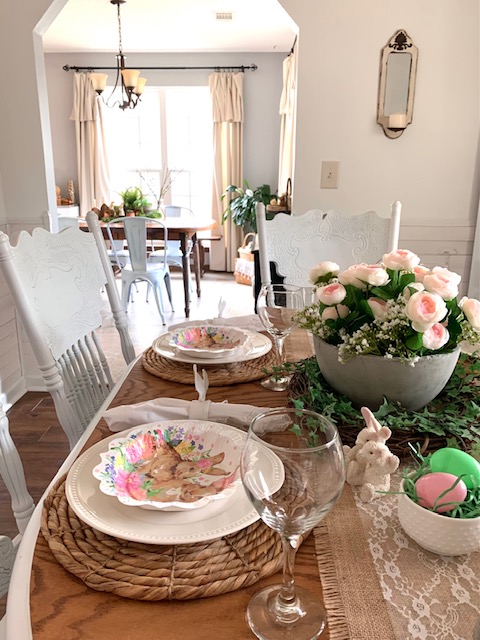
[142,347,276,386]
[41,476,282,601]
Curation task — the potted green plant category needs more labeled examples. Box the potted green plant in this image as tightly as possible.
[119,186,151,216]
[221,181,274,233]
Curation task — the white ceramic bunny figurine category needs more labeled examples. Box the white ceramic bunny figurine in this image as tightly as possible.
[355,441,400,502]
[344,407,392,486]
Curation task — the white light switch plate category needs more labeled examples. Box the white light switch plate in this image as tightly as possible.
[321,161,339,189]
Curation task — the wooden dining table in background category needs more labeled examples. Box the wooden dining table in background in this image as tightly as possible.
[79,216,217,318]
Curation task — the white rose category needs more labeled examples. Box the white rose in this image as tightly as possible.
[338,266,367,289]
[413,265,430,283]
[351,264,390,287]
[431,266,461,285]
[336,304,350,319]
[422,323,450,350]
[403,282,425,300]
[339,264,389,289]
[367,297,388,320]
[382,249,421,271]
[423,270,459,301]
[322,307,339,321]
[321,303,350,321]
[459,297,480,330]
[309,261,340,284]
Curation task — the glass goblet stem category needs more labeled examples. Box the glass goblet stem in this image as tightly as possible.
[273,335,286,368]
[271,535,303,624]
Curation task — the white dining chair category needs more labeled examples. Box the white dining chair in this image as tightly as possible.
[106,216,174,324]
[255,201,402,289]
[56,215,79,231]
[0,401,35,629]
[149,206,195,293]
[0,219,136,450]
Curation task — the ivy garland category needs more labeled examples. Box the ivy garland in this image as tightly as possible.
[282,353,480,458]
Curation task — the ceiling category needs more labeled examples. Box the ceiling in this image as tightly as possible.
[43,0,296,54]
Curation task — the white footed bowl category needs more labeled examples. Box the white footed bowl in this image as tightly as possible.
[397,480,480,556]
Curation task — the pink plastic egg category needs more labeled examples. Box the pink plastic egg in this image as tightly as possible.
[415,472,467,513]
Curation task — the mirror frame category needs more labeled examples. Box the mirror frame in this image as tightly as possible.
[377,29,418,139]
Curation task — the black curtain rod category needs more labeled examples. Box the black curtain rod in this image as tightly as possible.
[63,64,257,72]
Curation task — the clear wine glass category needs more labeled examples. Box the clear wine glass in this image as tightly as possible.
[257,284,304,391]
[241,408,345,640]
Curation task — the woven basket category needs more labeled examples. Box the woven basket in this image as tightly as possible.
[235,233,255,285]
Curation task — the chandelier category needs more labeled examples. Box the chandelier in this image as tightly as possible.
[90,0,146,110]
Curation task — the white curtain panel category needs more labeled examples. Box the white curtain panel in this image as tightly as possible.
[278,49,297,199]
[468,201,480,298]
[70,73,110,215]
[209,72,244,272]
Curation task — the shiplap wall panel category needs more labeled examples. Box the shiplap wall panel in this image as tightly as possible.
[0,270,26,407]
[398,224,474,298]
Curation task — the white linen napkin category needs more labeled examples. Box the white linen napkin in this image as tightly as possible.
[103,363,278,432]
[103,397,275,432]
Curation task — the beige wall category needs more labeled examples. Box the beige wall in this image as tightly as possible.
[279,0,479,292]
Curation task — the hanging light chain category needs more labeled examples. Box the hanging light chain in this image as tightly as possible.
[116,0,123,57]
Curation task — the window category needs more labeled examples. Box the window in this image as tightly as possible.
[104,86,213,217]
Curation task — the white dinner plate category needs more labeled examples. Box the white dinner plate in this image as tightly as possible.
[66,423,284,544]
[152,328,272,365]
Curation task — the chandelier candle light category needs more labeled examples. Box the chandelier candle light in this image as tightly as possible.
[90,0,146,110]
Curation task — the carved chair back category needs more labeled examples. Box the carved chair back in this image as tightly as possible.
[256,201,402,289]
[0,221,136,449]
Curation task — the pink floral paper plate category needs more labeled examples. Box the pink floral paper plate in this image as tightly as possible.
[92,420,244,511]
[169,325,248,359]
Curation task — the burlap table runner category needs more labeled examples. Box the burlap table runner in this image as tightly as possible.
[315,479,480,639]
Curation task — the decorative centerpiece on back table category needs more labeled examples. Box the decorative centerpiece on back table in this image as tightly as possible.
[296,249,480,411]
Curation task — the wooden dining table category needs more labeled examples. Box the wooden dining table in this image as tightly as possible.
[6,329,331,640]
[79,216,217,318]
[7,324,479,639]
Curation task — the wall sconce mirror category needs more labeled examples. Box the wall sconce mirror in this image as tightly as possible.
[377,29,418,139]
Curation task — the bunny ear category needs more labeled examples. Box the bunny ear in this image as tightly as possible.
[361,406,383,431]
[360,406,375,426]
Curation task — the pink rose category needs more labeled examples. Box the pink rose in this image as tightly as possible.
[405,291,447,332]
[422,323,449,350]
[316,282,346,305]
[309,261,340,283]
[403,282,425,300]
[413,265,430,283]
[367,297,388,320]
[321,304,350,321]
[382,249,420,271]
[423,268,460,300]
[431,266,461,285]
[338,266,367,289]
[459,297,480,330]
[339,264,389,288]
[337,304,350,319]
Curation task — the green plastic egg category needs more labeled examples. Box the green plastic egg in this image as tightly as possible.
[430,448,480,490]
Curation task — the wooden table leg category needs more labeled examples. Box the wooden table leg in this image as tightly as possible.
[192,236,201,297]
[179,233,191,317]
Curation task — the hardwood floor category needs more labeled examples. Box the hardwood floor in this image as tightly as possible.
[0,269,255,618]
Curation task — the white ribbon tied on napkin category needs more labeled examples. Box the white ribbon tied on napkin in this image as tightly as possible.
[103,363,278,432]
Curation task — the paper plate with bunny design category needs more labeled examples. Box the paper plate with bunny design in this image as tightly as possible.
[92,420,245,511]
